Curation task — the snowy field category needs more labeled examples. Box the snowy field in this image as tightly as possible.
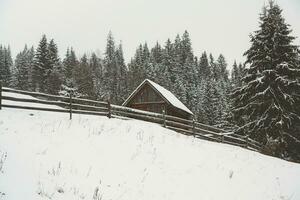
[0,93,300,200]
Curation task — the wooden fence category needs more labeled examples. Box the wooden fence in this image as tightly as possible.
[0,84,263,152]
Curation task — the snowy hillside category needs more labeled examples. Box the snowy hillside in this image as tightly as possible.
[0,93,300,200]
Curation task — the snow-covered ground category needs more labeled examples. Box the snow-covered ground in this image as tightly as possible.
[0,93,300,200]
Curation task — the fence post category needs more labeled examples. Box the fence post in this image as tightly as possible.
[107,100,111,118]
[192,118,195,135]
[162,109,166,127]
[69,91,72,120]
[0,81,2,110]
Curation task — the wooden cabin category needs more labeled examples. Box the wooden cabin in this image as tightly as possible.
[122,79,193,120]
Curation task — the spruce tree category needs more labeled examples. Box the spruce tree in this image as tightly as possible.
[103,32,129,103]
[160,39,175,90]
[216,54,229,82]
[0,45,13,86]
[231,61,239,87]
[209,54,218,81]
[32,34,50,92]
[180,30,193,64]
[89,52,104,99]
[103,31,116,100]
[198,51,210,79]
[232,1,300,159]
[201,79,220,125]
[128,43,148,90]
[115,43,128,103]
[63,47,78,89]
[73,54,95,98]
[46,39,62,94]
[48,39,60,69]
[14,45,34,90]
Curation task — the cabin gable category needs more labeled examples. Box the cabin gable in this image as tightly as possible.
[123,79,193,120]
[127,83,166,113]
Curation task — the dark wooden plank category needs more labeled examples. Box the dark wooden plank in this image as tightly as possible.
[2,104,69,113]
[195,121,226,133]
[2,104,108,117]
[165,114,191,124]
[194,126,221,137]
[2,87,70,102]
[112,109,163,124]
[166,126,194,136]
[72,109,107,116]
[165,119,193,130]
[2,95,69,107]
[112,105,162,118]
[0,82,2,110]
[2,87,108,107]
[130,101,165,105]
[71,103,108,112]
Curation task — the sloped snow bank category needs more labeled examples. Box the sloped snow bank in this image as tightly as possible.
[0,94,300,200]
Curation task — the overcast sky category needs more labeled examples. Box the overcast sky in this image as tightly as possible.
[1,0,299,67]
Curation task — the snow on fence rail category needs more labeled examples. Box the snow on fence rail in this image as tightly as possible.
[0,84,263,152]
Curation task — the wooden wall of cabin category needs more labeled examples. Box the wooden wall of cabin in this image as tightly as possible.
[127,84,166,113]
[126,83,193,120]
[166,105,192,120]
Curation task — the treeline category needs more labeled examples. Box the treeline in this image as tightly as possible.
[1,1,299,161]
[0,31,241,130]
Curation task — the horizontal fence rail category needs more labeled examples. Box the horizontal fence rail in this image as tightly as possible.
[0,85,263,152]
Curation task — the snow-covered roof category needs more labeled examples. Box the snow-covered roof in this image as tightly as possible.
[122,79,193,115]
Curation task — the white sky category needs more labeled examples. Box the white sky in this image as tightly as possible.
[0,0,299,67]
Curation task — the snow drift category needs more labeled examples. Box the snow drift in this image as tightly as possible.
[0,92,300,200]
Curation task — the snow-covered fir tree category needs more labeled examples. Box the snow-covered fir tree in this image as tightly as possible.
[13,45,35,90]
[115,43,128,103]
[62,47,78,90]
[32,35,50,92]
[232,1,300,159]
[89,52,104,100]
[198,51,210,79]
[46,39,62,94]
[73,54,95,98]
[103,32,128,104]
[0,45,13,86]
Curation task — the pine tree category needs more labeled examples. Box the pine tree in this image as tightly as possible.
[150,42,163,64]
[201,79,220,125]
[160,39,175,89]
[209,54,218,81]
[198,51,210,79]
[103,32,129,103]
[103,31,116,101]
[128,44,147,90]
[0,45,13,86]
[73,54,95,98]
[63,47,78,88]
[48,39,60,69]
[89,52,104,99]
[231,61,239,87]
[216,54,229,82]
[14,45,35,90]
[115,43,128,103]
[232,1,300,159]
[32,34,50,92]
[46,39,62,94]
[180,30,194,64]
